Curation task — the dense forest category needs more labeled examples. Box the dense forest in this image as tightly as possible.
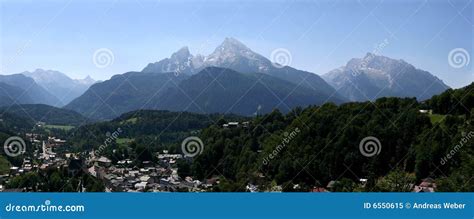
[67,110,246,163]
[0,104,92,126]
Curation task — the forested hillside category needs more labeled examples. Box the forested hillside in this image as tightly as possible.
[187,84,473,191]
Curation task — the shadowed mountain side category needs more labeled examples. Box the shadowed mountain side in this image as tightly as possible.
[65,72,188,120]
[156,67,340,115]
[65,67,342,120]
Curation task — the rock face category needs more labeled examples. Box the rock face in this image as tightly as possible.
[142,47,199,75]
[322,53,450,101]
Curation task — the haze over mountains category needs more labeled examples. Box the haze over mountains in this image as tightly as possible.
[0,82,33,107]
[22,69,97,105]
[0,70,96,107]
[0,74,62,107]
[1,38,451,120]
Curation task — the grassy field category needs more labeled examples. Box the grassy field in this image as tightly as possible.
[120,117,138,125]
[44,124,75,131]
[429,114,446,124]
[116,138,134,145]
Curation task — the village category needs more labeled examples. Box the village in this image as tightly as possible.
[88,151,220,192]
[0,128,224,192]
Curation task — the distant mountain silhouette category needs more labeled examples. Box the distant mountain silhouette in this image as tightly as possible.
[22,69,96,106]
[0,82,32,107]
[0,74,61,106]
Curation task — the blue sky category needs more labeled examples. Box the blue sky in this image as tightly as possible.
[1,0,472,88]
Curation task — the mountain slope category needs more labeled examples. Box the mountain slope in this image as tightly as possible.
[0,82,33,107]
[0,74,61,106]
[66,66,339,120]
[0,104,92,126]
[65,72,188,120]
[158,67,334,115]
[0,111,35,133]
[22,69,96,106]
[322,53,450,101]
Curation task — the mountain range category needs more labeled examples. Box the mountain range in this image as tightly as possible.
[2,38,451,120]
[0,69,96,107]
[22,69,97,105]
[0,74,62,107]
[66,38,347,119]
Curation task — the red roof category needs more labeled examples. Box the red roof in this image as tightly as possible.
[310,187,327,192]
